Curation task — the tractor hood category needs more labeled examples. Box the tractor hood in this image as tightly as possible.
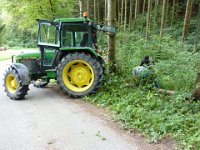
[15,52,40,59]
[15,51,54,60]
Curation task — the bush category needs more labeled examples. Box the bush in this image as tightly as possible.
[116,33,200,91]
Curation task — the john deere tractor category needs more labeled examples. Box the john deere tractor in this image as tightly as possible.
[3,15,115,100]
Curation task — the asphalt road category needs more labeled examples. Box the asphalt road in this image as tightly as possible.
[0,60,140,150]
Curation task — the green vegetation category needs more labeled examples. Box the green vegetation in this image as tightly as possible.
[0,0,76,48]
[85,32,200,149]
[1,0,200,149]
[0,48,38,61]
[0,52,13,61]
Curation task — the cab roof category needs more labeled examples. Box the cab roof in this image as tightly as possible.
[54,17,90,23]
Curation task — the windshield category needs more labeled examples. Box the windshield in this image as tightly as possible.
[38,22,60,47]
[61,23,89,47]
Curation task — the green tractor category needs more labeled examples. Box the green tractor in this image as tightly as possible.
[3,16,115,100]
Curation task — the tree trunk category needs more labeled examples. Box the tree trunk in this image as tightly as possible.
[79,0,83,17]
[107,0,116,73]
[129,0,133,32]
[97,0,100,22]
[121,0,124,27]
[142,0,146,17]
[86,0,89,15]
[105,0,107,24]
[157,89,175,95]
[160,0,166,39]
[135,0,138,19]
[182,0,193,42]
[117,0,120,27]
[194,3,200,50]
[153,0,159,31]
[170,0,176,28]
[164,0,169,27]
[124,0,127,32]
[192,71,200,100]
[94,0,96,21]
[142,0,146,32]
[145,0,152,42]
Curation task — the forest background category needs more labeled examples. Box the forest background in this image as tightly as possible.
[0,0,200,149]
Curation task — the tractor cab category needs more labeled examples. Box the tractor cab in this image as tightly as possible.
[37,18,96,49]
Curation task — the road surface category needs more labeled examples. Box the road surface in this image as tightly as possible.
[0,60,172,150]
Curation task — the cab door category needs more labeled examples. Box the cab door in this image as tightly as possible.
[37,20,61,48]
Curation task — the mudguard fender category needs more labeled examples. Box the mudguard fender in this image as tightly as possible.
[10,63,31,85]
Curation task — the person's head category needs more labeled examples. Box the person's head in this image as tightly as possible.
[144,55,150,60]
[83,33,88,39]
[92,30,96,37]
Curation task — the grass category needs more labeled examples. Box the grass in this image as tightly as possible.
[8,47,38,50]
[0,48,38,61]
[0,51,14,61]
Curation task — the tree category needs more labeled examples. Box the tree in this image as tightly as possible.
[194,3,200,50]
[117,0,120,26]
[86,0,90,14]
[97,0,100,22]
[129,0,133,32]
[107,0,116,72]
[135,0,139,19]
[145,0,152,42]
[182,0,193,42]
[121,0,124,27]
[170,0,176,28]
[94,0,96,21]
[153,0,159,26]
[105,0,107,24]
[165,0,169,27]
[142,0,146,31]
[79,0,83,17]
[160,0,166,39]
[142,0,146,17]
[1,0,76,31]
[124,0,127,32]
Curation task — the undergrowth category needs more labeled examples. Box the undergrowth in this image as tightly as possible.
[84,32,200,149]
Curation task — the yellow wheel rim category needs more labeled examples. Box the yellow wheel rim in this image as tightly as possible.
[62,60,94,92]
[6,74,18,93]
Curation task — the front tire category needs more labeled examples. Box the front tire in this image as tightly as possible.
[57,52,103,98]
[3,67,29,100]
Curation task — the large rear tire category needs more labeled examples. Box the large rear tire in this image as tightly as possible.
[3,67,29,100]
[57,52,103,98]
